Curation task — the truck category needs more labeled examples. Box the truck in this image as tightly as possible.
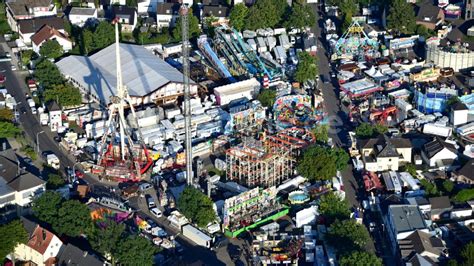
[181,224,212,248]
[27,98,35,108]
[40,113,49,126]
[46,154,60,170]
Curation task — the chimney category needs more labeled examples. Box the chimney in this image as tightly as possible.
[42,229,47,241]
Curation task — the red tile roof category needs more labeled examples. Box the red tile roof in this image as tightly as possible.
[30,25,70,46]
[27,225,54,255]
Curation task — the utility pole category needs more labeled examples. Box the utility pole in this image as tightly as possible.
[180,4,193,185]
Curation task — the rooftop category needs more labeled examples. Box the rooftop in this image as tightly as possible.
[6,0,53,17]
[398,230,446,261]
[111,6,136,23]
[17,16,64,34]
[422,137,457,159]
[389,205,427,234]
[0,152,45,192]
[156,2,180,15]
[429,196,452,210]
[69,7,96,16]
[414,0,441,23]
[56,43,194,104]
[31,25,70,46]
[202,5,229,18]
[57,243,104,266]
[456,158,474,181]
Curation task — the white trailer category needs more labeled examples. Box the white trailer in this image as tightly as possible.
[27,98,35,108]
[40,113,49,126]
[256,37,267,53]
[182,224,212,248]
[265,36,277,51]
[247,38,257,51]
[278,34,291,50]
[423,123,452,138]
[273,46,287,64]
[46,154,60,170]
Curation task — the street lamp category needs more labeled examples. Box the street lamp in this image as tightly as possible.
[36,131,44,154]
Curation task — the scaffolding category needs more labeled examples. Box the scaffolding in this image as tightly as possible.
[226,129,315,188]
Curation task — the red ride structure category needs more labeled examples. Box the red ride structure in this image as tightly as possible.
[92,19,153,181]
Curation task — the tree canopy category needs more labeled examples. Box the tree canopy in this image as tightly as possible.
[89,220,126,265]
[442,179,455,194]
[355,123,387,138]
[318,192,350,224]
[173,12,201,41]
[178,186,217,228]
[34,59,65,88]
[257,89,276,108]
[54,200,92,237]
[0,121,21,138]
[311,125,329,144]
[453,188,474,203]
[91,21,115,51]
[229,3,248,31]
[297,145,349,181]
[284,2,316,29]
[116,236,157,266]
[43,83,82,107]
[46,173,65,189]
[245,0,288,30]
[419,179,440,197]
[32,191,63,225]
[0,219,29,260]
[0,108,14,122]
[340,251,382,266]
[295,51,318,83]
[39,39,64,59]
[460,242,474,266]
[326,219,370,255]
[387,0,416,35]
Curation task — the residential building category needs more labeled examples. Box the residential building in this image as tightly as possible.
[56,43,198,106]
[451,102,469,126]
[421,138,458,168]
[386,205,428,254]
[6,0,57,32]
[47,101,62,132]
[399,230,447,264]
[156,2,180,29]
[15,217,63,266]
[201,5,230,25]
[359,135,412,172]
[0,151,45,211]
[111,6,138,32]
[56,243,105,266]
[454,159,474,185]
[428,196,452,220]
[68,7,98,27]
[415,0,445,30]
[137,0,160,14]
[31,25,73,54]
[17,17,65,46]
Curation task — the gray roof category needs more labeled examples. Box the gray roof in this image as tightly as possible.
[423,137,457,159]
[389,205,427,234]
[156,2,180,15]
[457,159,474,181]
[56,43,192,104]
[428,196,452,210]
[6,0,53,17]
[399,230,445,261]
[452,101,468,111]
[202,5,229,18]
[20,216,38,236]
[69,7,96,16]
[17,16,64,34]
[0,152,45,192]
[57,243,104,266]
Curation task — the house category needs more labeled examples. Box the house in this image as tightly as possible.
[386,205,428,255]
[111,6,138,32]
[415,0,445,30]
[156,2,180,29]
[359,135,412,172]
[201,5,230,25]
[137,0,160,14]
[31,25,73,54]
[56,243,104,266]
[421,137,458,168]
[68,7,98,27]
[406,197,431,214]
[454,159,474,185]
[398,230,447,264]
[0,151,46,211]
[450,102,469,126]
[14,217,63,266]
[17,17,65,46]
[428,196,452,220]
[450,204,473,219]
[47,101,62,132]
[6,0,57,32]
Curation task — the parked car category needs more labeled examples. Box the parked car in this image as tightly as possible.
[146,194,156,209]
[11,64,16,71]
[150,207,162,218]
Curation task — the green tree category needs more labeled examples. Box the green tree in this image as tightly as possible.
[333,148,350,171]
[442,179,455,194]
[116,236,157,266]
[387,0,416,35]
[326,219,370,255]
[229,3,248,31]
[340,251,382,266]
[34,59,64,88]
[89,220,125,265]
[311,125,329,144]
[245,0,287,30]
[257,89,277,108]
[319,192,350,224]
[54,200,92,237]
[295,51,318,83]
[447,96,461,107]
[32,191,63,225]
[453,188,474,203]
[178,186,217,228]
[0,108,14,121]
[46,173,65,189]
[173,11,201,41]
[126,0,137,7]
[298,146,337,181]
[415,24,435,39]
[284,2,315,29]
[355,123,387,138]
[420,179,439,197]
[0,219,29,261]
[460,242,474,266]
[39,39,64,59]
[0,121,21,138]
[43,83,82,107]
[404,163,417,177]
[21,50,35,66]
[81,28,94,55]
[92,21,115,51]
